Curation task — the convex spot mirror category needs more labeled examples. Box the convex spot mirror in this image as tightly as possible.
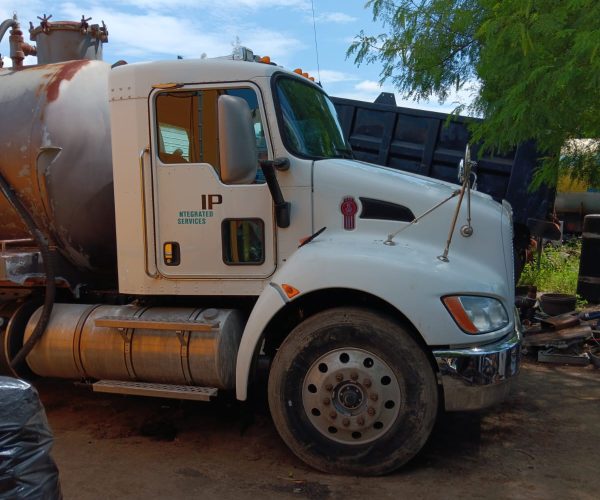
[458,143,473,184]
[218,95,258,184]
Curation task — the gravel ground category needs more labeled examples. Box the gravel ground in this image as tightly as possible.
[37,359,600,500]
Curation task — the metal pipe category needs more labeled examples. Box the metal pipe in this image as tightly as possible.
[8,15,36,68]
[438,179,468,262]
[0,17,15,67]
[0,169,56,370]
[384,189,460,245]
[0,18,16,43]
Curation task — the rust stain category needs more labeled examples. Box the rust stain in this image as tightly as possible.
[36,72,54,98]
[45,60,90,102]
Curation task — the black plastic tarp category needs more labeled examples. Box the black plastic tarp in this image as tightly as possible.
[0,377,61,499]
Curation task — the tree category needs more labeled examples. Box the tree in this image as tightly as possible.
[348,0,600,188]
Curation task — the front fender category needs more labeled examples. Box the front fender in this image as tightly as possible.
[236,283,286,400]
[235,236,513,400]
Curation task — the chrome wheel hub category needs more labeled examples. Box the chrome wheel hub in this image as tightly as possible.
[302,347,402,445]
[335,383,364,412]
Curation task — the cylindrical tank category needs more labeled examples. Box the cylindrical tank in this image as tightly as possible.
[577,214,600,303]
[0,59,116,273]
[23,304,244,390]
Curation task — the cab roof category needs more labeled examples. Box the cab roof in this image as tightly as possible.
[109,57,314,100]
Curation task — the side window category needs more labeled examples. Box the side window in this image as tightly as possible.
[156,90,219,166]
[222,219,265,265]
[155,87,267,182]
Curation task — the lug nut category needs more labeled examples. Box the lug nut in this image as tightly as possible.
[342,418,350,427]
[350,372,358,381]
[323,397,331,406]
[325,383,333,391]
[357,416,365,426]
[363,378,372,388]
[336,373,344,382]
[367,407,376,416]
[370,393,379,402]
[329,411,337,419]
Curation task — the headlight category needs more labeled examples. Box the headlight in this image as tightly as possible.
[442,295,509,334]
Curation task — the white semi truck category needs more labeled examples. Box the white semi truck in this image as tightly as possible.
[0,16,520,475]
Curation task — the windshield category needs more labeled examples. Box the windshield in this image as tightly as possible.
[274,76,352,159]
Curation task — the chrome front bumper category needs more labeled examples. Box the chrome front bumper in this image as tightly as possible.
[432,326,522,411]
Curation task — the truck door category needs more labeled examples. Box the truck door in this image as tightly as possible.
[149,84,275,279]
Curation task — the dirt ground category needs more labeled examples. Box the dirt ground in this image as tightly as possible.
[37,359,599,500]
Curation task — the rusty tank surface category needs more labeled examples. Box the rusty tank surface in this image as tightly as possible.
[0,15,115,276]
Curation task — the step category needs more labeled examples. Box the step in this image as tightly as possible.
[92,380,218,401]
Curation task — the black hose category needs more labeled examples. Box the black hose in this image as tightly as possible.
[0,171,56,370]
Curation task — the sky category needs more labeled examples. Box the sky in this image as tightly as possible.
[0,0,476,112]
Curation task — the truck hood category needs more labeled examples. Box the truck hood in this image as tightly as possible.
[312,157,499,229]
[311,158,514,299]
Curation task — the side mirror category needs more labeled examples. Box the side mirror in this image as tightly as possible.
[464,143,471,166]
[458,143,474,184]
[218,95,257,184]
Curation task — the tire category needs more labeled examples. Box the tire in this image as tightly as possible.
[268,307,438,476]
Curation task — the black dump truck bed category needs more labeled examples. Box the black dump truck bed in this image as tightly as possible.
[331,93,555,257]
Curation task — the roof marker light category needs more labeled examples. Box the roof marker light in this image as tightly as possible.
[152,82,184,89]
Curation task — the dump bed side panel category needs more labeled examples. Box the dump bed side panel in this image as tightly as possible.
[331,96,554,228]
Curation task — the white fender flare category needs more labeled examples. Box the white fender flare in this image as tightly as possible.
[235,239,511,400]
[236,283,287,400]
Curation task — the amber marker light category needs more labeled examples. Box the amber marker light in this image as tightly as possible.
[259,56,271,64]
[163,242,173,264]
[282,284,300,299]
[294,68,303,75]
[152,82,183,89]
[442,296,479,334]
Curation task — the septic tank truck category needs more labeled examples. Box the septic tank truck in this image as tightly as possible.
[0,14,520,475]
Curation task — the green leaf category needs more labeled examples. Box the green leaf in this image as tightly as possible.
[350,0,600,188]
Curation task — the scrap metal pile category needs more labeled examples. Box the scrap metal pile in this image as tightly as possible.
[517,287,600,367]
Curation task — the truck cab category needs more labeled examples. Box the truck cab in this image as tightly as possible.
[107,53,520,473]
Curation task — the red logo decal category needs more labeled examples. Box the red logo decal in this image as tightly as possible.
[341,197,358,230]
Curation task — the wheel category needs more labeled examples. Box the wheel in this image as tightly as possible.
[268,307,438,476]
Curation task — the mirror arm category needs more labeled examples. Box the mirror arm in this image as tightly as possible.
[260,159,290,228]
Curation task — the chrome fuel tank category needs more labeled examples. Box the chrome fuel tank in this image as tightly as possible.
[23,304,244,390]
[0,60,115,273]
